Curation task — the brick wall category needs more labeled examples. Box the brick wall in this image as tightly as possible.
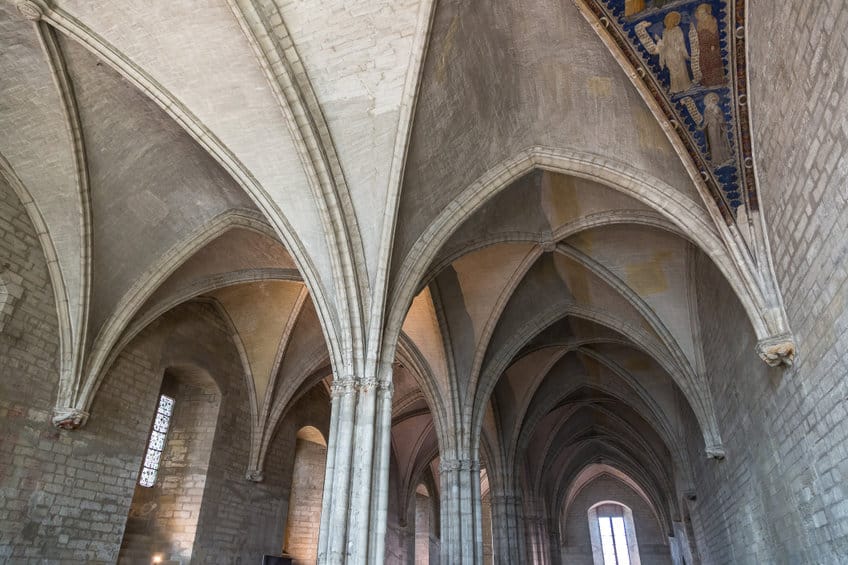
[0,173,165,563]
[561,475,671,565]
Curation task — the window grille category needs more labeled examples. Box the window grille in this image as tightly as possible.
[139,394,175,487]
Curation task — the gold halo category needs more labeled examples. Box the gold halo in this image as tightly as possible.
[664,11,681,27]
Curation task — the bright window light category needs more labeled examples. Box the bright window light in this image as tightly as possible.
[599,515,631,565]
[139,394,174,487]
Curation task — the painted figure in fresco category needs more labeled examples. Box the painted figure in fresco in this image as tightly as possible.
[654,11,692,93]
[625,0,645,17]
[702,93,732,164]
[695,4,724,86]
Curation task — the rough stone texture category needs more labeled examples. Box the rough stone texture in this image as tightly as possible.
[0,173,160,563]
[285,438,328,564]
[562,476,672,565]
[1,0,847,563]
[675,1,848,563]
[0,182,330,563]
[118,375,221,563]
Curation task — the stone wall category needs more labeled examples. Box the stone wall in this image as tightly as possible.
[192,380,331,564]
[0,173,164,563]
[285,438,328,564]
[0,176,332,563]
[561,475,671,565]
[415,492,431,564]
[118,374,221,563]
[680,1,848,563]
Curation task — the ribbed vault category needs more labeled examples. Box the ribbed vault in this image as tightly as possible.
[0,0,801,562]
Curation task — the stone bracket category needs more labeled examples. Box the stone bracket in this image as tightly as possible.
[704,444,726,460]
[756,333,796,368]
[52,407,89,429]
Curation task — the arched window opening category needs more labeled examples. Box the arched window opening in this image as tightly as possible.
[139,393,175,487]
[480,467,494,565]
[414,484,431,565]
[283,426,327,564]
[588,502,641,565]
[119,367,221,564]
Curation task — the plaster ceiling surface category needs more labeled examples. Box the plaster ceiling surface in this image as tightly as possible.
[141,227,300,314]
[392,0,702,279]
[58,36,257,342]
[272,0,427,285]
[211,280,305,404]
[53,0,336,295]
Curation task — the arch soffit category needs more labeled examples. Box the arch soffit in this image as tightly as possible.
[385,147,776,373]
[434,218,697,426]
[533,408,673,501]
[82,210,279,410]
[396,332,452,453]
[415,223,711,456]
[464,237,699,429]
[470,301,721,454]
[564,466,663,539]
[23,3,345,413]
[558,457,672,538]
[550,442,673,535]
[509,349,682,473]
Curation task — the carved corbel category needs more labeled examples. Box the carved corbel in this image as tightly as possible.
[52,407,89,429]
[245,468,264,482]
[705,444,726,460]
[756,334,796,368]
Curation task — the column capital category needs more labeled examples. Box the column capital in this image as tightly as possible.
[330,376,356,397]
[438,457,480,473]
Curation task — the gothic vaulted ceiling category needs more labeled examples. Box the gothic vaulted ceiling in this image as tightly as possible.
[1,0,793,530]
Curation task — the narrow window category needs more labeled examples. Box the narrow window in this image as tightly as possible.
[598,516,631,565]
[139,394,175,487]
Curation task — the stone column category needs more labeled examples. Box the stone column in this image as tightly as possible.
[491,488,526,564]
[439,456,483,564]
[317,364,394,564]
[546,517,562,565]
[525,513,547,565]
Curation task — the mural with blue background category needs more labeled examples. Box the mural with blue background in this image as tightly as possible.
[600,0,742,210]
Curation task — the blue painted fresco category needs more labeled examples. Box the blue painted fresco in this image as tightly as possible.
[600,0,742,209]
